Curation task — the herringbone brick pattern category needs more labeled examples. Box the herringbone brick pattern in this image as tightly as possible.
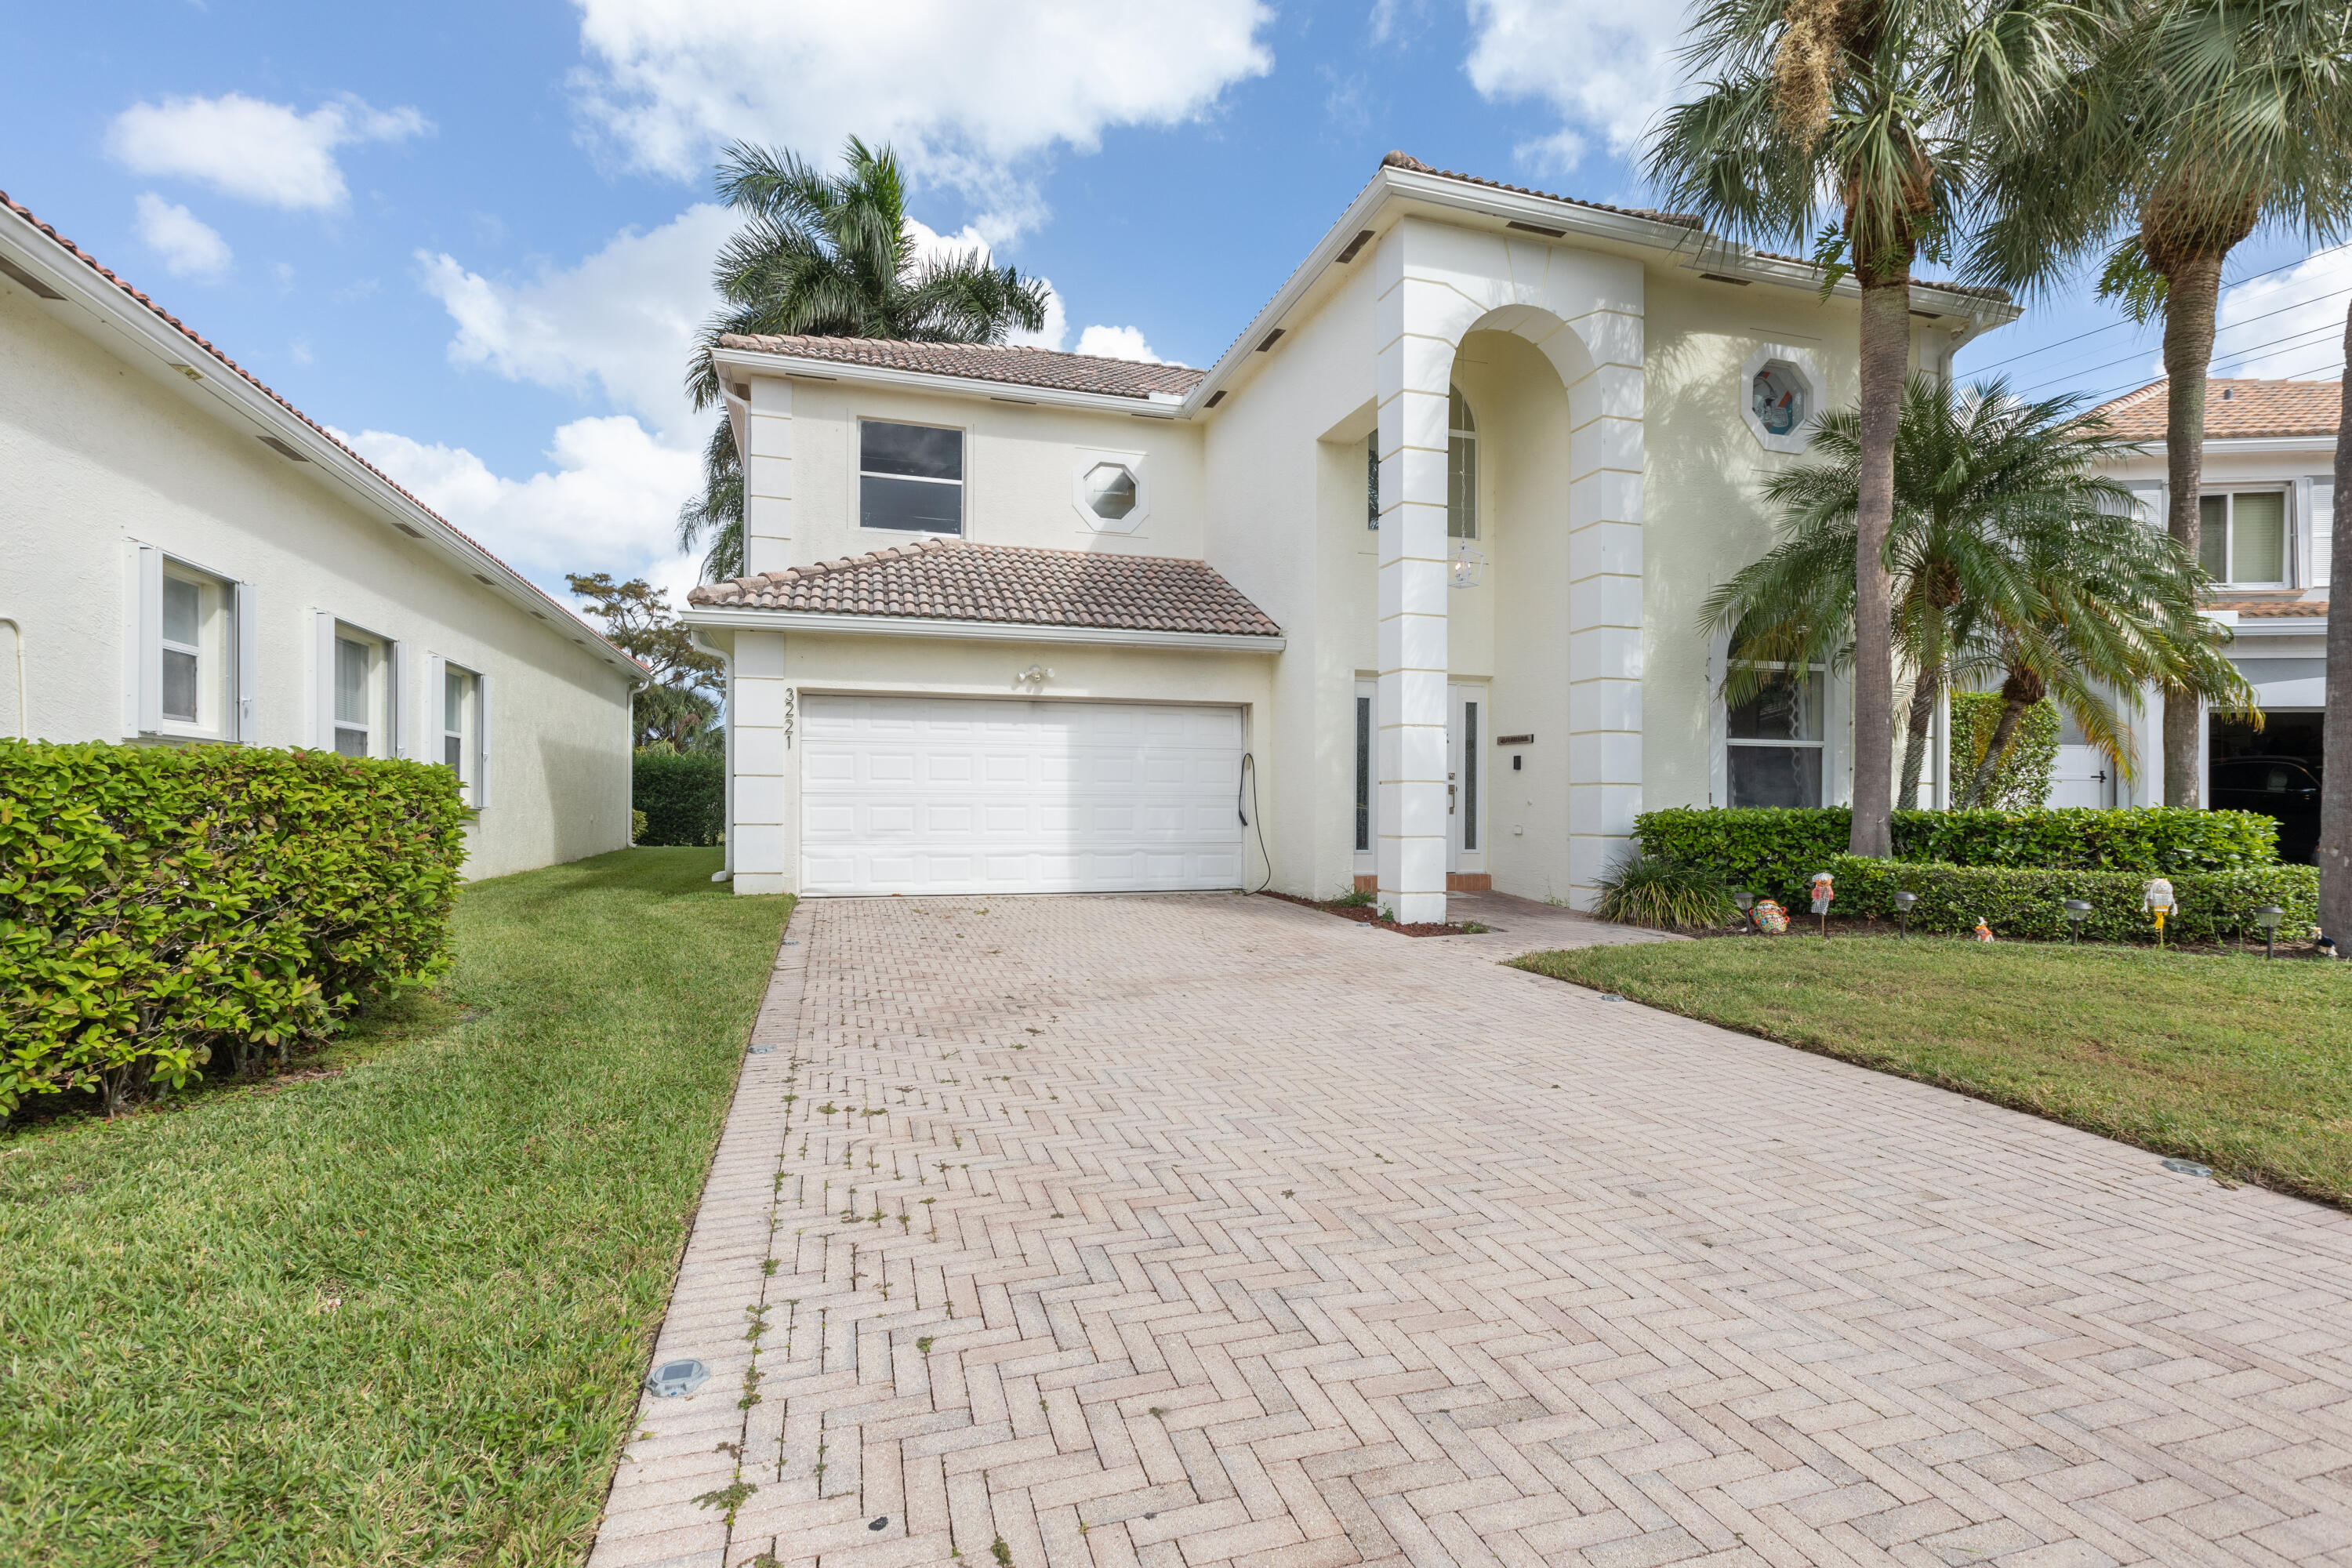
[591,893,2352,1568]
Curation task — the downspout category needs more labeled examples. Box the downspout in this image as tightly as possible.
[0,618,24,738]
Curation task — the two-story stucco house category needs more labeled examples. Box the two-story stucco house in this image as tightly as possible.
[0,192,641,879]
[2084,378,2332,859]
[683,153,2017,920]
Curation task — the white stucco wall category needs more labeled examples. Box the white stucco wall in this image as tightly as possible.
[0,282,635,880]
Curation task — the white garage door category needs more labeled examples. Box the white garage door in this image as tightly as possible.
[800,695,1246,895]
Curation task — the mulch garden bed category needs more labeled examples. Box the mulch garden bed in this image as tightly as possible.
[1258,889,1484,938]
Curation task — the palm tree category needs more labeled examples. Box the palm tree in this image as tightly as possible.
[1648,0,2073,856]
[1706,374,2254,806]
[1970,0,2352,803]
[678,137,1052,579]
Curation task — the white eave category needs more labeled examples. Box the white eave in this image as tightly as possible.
[2105,434,2339,456]
[0,202,645,681]
[681,605,1285,652]
[1181,165,2021,418]
[710,342,1192,420]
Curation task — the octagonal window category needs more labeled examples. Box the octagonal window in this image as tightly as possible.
[1083,462,1138,521]
[1750,360,1811,437]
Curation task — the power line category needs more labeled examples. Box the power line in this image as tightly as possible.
[1965,240,2352,373]
[2014,316,2350,401]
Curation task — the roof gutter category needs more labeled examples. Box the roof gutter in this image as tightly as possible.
[681,606,1285,653]
[0,201,646,682]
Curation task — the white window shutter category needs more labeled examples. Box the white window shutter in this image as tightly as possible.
[388,640,409,758]
[474,671,493,808]
[134,546,163,735]
[312,612,337,750]
[2312,476,2334,589]
[234,582,260,743]
[423,652,445,780]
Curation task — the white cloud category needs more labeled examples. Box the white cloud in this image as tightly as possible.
[107,93,430,211]
[568,0,1275,238]
[1073,325,1163,362]
[132,194,232,280]
[2212,248,2352,379]
[345,416,702,580]
[1462,0,1690,176]
[416,203,736,437]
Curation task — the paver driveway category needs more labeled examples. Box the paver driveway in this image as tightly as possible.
[593,893,2352,1568]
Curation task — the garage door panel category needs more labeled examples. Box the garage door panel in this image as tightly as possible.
[801,694,1244,895]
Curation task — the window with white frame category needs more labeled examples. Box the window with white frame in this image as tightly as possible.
[157,562,236,735]
[442,664,480,782]
[859,420,964,533]
[2199,490,2288,586]
[1447,385,1477,540]
[1726,663,1827,808]
[1354,691,1373,852]
[1366,434,1380,530]
[331,627,391,757]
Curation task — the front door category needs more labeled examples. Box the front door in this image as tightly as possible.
[1446,684,1485,878]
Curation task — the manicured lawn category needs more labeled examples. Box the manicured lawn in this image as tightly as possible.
[1512,937,2352,1209]
[0,848,790,1567]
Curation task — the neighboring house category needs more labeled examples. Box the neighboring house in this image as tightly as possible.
[0,193,641,880]
[682,152,2016,919]
[2088,378,2331,860]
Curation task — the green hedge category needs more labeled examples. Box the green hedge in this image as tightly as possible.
[1,742,468,1116]
[1635,805,2280,892]
[632,750,724,847]
[1795,855,2318,944]
[1951,692,2059,809]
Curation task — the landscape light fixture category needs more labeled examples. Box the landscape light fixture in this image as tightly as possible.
[1893,888,1917,937]
[2062,899,2091,943]
[1732,889,1754,931]
[2254,904,2285,960]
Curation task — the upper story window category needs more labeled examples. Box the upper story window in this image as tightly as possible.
[2200,490,2287,586]
[1448,386,1477,540]
[1367,435,1380,530]
[860,420,964,533]
[1726,662,1826,808]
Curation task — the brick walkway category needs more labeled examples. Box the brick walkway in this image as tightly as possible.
[590,893,2352,1568]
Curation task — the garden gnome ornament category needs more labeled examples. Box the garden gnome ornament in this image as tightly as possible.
[2320,933,2339,960]
[1973,918,1994,942]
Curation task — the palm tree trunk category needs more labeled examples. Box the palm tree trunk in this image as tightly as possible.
[1963,696,2031,808]
[2321,298,2352,942]
[2158,248,2225,808]
[1848,273,1908,855]
[1899,662,1940,808]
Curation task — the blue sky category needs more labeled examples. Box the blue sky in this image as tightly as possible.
[7,2,2345,605]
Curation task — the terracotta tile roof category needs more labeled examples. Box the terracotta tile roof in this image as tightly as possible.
[715,333,1205,401]
[2205,595,2328,618]
[0,188,640,670]
[687,536,1282,638]
[2091,379,2343,441]
[1376,152,2011,303]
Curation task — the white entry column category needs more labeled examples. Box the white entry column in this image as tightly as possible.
[1373,230,1452,926]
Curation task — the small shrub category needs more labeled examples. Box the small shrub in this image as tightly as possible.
[1805,855,2316,944]
[1635,804,2279,894]
[1330,886,1376,908]
[1950,692,2060,809]
[633,750,724,847]
[0,740,468,1116]
[1595,855,1737,929]
[631,808,649,844]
